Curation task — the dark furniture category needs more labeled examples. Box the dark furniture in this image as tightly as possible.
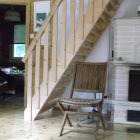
[0,67,24,96]
[0,76,8,96]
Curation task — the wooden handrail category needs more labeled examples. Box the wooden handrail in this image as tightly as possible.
[22,0,63,63]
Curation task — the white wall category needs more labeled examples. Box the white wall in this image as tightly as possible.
[86,26,110,62]
[86,0,140,63]
[114,0,140,18]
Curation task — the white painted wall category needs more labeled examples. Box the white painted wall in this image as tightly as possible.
[86,26,110,62]
[114,0,140,18]
[86,0,140,63]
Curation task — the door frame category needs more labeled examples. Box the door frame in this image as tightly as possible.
[0,0,31,108]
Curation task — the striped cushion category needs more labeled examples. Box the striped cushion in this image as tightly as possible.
[60,98,101,106]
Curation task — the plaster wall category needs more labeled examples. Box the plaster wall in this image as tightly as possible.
[86,0,140,62]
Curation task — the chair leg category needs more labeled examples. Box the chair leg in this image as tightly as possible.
[58,102,72,127]
[94,115,100,140]
[60,112,68,136]
[99,112,106,130]
[97,106,106,130]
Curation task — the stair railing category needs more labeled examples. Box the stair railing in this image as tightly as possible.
[22,0,105,121]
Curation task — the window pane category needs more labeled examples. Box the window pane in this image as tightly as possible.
[14,44,25,57]
[14,25,25,43]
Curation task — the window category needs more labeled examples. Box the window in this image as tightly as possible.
[13,44,25,58]
[10,43,25,61]
[10,24,25,61]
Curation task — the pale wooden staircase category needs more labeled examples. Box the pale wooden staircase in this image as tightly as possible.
[22,0,123,121]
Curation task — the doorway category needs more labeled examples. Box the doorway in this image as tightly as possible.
[0,4,26,102]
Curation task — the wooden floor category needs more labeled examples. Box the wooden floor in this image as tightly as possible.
[0,96,140,140]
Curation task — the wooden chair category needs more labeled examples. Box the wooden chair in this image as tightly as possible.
[58,62,107,139]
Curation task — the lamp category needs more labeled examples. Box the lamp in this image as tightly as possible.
[4,8,20,22]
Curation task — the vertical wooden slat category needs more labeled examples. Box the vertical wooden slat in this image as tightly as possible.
[75,0,84,51]
[43,26,50,95]
[33,39,41,109]
[24,53,33,121]
[40,26,50,105]
[84,0,94,36]
[49,19,53,70]
[66,0,75,65]
[60,0,67,68]
[39,43,44,84]
[69,0,75,54]
[51,10,58,82]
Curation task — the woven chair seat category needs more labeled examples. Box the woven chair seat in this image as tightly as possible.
[60,98,101,106]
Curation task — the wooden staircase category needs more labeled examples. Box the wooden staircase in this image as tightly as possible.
[22,0,123,121]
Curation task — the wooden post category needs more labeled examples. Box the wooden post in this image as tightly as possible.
[24,53,33,121]
[33,39,41,109]
[75,0,84,51]
[24,0,31,109]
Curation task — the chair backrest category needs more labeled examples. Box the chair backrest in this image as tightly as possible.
[71,62,107,98]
